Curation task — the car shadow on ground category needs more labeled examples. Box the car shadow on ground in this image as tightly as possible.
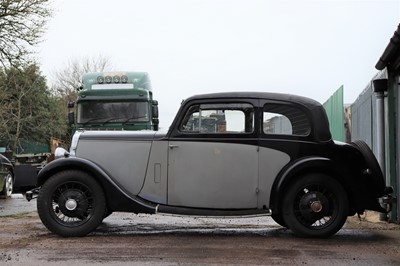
[91,213,395,244]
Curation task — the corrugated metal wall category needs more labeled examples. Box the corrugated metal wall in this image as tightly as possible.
[351,85,376,151]
[350,70,387,155]
[323,86,344,142]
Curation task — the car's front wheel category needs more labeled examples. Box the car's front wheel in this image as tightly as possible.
[0,172,13,199]
[282,174,349,238]
[37,170,106,237]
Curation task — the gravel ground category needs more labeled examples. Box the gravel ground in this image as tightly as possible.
[1,195,400,265]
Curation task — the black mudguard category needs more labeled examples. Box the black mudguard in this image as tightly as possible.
[37,157,157,214]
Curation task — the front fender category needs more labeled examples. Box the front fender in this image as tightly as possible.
[37,157,157,214]
[37,157,107,186]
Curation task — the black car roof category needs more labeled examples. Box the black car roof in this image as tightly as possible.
[186,92,321,107]
[184,92,332,142]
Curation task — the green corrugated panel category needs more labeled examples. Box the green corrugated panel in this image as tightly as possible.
[323,86,345,141]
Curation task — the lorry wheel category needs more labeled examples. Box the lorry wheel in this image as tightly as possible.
[37,170,106,237]
[282,174,348,238]
[0,172,13,199]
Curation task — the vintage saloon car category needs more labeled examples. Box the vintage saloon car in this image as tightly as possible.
[31,92,391,238]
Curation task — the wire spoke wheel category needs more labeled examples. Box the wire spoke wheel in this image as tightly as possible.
[283,174,348,238]
[294,185,337,230]
[37,170,106,237]
[51,181,94,227]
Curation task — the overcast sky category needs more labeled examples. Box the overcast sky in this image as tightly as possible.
[36,0,400,128]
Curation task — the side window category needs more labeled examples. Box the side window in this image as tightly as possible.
[180,103,254,134]
[263,104,310,136]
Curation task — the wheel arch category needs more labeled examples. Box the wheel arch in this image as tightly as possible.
[37,157,157,214]
[38,157,106,186]
[269,156,358,216]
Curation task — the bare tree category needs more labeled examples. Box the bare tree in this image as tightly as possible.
[0,0,52,67]
[0,85,12,140]
[50,55,113,99]
[50,56,113,146]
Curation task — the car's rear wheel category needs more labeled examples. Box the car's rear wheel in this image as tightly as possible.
[37,170,106,237]
[282,174,348,238]
[271,213,287,228]
[0,172,13,199]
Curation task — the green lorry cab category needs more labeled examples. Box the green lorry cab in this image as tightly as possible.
[68,72,159,131]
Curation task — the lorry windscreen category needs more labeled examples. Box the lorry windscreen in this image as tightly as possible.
[77,101,149,124]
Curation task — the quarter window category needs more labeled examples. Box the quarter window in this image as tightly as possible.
[180,103,254,134]
[263,104,310,136]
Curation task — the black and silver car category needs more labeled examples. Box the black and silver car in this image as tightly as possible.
[0,154,14,198]
[30,92,391,238]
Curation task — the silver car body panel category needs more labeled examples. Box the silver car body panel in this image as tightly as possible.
[167,141,259,209]
[258,147,291,208]
[74,129,291,209]
[76,136,152,196]
[138,140,169,204]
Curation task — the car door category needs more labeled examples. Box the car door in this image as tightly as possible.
[167,102,259,209]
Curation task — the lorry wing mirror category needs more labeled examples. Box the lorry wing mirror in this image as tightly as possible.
[67,101,75,108]
[152,118,159,131]
[68,112,75,126]
[152,100,159,118]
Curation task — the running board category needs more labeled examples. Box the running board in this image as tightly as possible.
[157,205,271,217]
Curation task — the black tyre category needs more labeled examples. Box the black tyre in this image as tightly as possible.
[351,140,385,196]
[271,213,287,228]
[0,172,13,199]
[103,208,113,220]
[282,174,349,238]
[37,170,106,237]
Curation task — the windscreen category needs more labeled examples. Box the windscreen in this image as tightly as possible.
[77,101,149,124]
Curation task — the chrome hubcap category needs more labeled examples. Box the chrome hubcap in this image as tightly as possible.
[311,200,323,213]
[65,199,78,211]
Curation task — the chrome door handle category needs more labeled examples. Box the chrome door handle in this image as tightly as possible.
[168,145,179,149]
